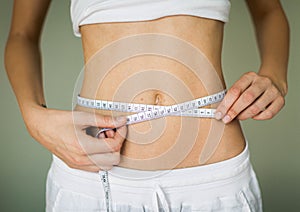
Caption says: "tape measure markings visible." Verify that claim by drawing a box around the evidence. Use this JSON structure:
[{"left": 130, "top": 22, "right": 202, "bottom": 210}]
[
  {"left": 77, "top": 90, "right": 225, "bottom": 126},
  {"left": 100, "top": 171, "right": 112, "bottom": 212}
]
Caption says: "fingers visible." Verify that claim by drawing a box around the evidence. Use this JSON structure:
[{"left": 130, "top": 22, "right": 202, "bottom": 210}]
[
  {"left": 215, "top": 72, "right": 285, "bottom": 123},
  {"left": 42, "top": 110, "right": 127, "bottom": 172},
  {"left": 98, "top": 126, "right": 126, "bottom": 139},
  {"left": 76, "top": 124, "right": 127, "bottom": 154},
  {"left": 98, "top": 125, "right": 127, "bottom": 152},
  {"left": 252, "top": 96, "right": 285, "bottom": 120},
  {"left": 66, "top": 113, "right": 128, "bottom": 172},
  {"left": 104, "top": 129, "right": 115, "bottom": 138},
  {"left": 57, "top": 143, "right": 122, "bottom": 171},
  {"left": 237, "top": 87, "right": 280, "bottom": 120},
  {"left": 215, "top": 72, "right": 254, "bottom": 121},
  {"left": 114, "top": 125, "right": 128, "bottom": 143},
  {"left": 221, "top": 81, "right": 265, "bottom": 123}
]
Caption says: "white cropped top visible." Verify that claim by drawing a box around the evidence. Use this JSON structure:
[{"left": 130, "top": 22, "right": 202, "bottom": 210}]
[{"left": 70, "top": 0, "right": 231, "bottom": 37}]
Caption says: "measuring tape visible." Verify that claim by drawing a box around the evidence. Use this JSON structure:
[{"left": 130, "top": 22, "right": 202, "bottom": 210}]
[
  {"left": 99, "top": 171, "right": 112, "bottom": 212},
  {"left": 77, "top": 90, "right": 225, "bottom": 212},
  {"left": 77, "top": 90, "right": 225, "bottom": 125}
]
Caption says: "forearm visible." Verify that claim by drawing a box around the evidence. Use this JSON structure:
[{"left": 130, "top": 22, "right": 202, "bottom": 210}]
[
  {"left": 248, "top": 2, "right": 289, "bottom": 95},
  {"left": 5, "top": 35, "right": 47, "bottom": 122}
]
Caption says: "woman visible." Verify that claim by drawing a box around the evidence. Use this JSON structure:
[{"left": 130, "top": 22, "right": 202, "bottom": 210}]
[{"left": 5, "top": 0, "right": 289, "bottom": 211}]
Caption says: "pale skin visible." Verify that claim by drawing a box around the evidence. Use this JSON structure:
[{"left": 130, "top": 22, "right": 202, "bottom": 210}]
[{"left": 5, "top": 0, "right": 289, "bottom": 172}]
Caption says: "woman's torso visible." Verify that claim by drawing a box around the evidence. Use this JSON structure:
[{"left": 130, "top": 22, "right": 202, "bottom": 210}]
[{"left": 75, "top": 14, "right": 246, "bottom": 170}]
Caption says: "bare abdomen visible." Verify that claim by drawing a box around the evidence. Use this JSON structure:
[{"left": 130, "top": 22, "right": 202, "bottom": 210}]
[{"left": 75, "top": 15, "right": 246, "bottom": 170}]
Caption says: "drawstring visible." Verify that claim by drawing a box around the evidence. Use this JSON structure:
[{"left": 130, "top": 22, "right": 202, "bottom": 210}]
[{"left": 152, "top": 184, "right": 170, "bottom": 212}]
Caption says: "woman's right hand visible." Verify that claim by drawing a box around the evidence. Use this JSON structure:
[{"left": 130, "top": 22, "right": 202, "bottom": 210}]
[{"left": 24, "top": 105, "right": 127, "bottom": 172}]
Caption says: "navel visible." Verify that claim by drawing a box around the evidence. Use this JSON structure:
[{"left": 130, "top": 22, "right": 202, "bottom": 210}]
[{"left": 154, "top": 93, "right": 162, "bottom": 105}]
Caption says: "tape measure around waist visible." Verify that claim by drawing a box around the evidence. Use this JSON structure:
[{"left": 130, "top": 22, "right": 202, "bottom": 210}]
[
  {"left": 77, "top": 90, "right": 226, "bottom": 126},
  {"left": 79, "top": 90, "right": 225, "bottom": 212}
]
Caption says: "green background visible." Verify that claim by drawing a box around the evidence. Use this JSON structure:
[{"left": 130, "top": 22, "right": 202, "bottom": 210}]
[{"left": 0, "top": 1, "right": 299, "bottom": 211}]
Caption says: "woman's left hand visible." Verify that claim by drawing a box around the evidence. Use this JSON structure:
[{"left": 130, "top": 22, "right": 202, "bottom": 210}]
[{"left": 215, "top": 71, "right": 286, "bottom": 124}]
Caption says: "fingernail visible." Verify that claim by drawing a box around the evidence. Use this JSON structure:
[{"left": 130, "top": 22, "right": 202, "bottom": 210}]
[
  {"left": 222, "top": 115, "right": 231, "bottom": 124},
  {"left": 215, "top": 112, "right": 223, "bottom": 120}
]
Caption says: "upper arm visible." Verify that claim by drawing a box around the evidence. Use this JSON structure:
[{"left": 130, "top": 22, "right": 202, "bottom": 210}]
[
  {"left": 245, "top": 0, "right": 285, "bottom": 21},
  {"left": 8, "top": 0, "right": 52, "bottom": 42}
]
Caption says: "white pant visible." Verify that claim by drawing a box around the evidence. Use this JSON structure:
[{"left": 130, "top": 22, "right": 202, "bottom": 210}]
[{"left": 46, "top": 142, "right": 262, "bottom": 212}]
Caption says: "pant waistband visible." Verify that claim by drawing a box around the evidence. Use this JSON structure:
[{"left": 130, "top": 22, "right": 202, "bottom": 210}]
[{"left": 52, "top": 140, "right": 249, "bottom": 186}]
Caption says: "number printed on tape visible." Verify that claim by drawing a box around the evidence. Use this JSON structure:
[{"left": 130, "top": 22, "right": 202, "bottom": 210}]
[{"left": 77, "top": 90, "right": 225, "bottom": 126}]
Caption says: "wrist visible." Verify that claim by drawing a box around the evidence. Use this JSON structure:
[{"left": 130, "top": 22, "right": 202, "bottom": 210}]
[
  {"left": 258, "top": 67, "right": 288, "bottom": 96},
  {"left": 21, "top": 102, "right": 49, "bottom": 133}
]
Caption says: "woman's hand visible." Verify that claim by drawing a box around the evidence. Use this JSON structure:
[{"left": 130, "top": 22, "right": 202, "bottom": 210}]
[
  {"left": 25, "top": 106, "right": 127, "bottom": 172},
  {"left": 215, "top": 71, "right": 286, "bottom": 124}
]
